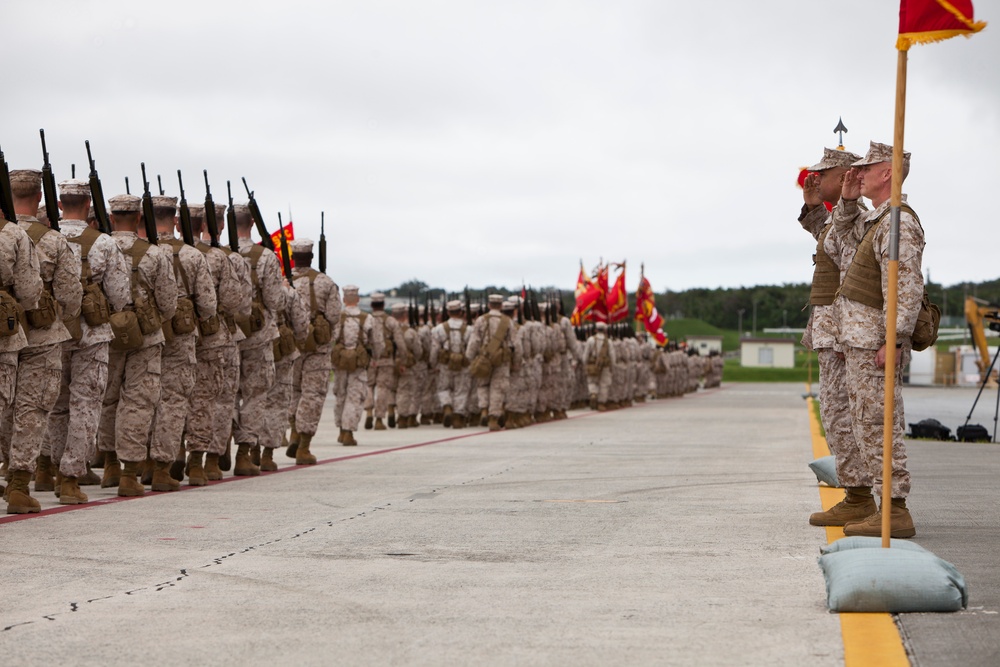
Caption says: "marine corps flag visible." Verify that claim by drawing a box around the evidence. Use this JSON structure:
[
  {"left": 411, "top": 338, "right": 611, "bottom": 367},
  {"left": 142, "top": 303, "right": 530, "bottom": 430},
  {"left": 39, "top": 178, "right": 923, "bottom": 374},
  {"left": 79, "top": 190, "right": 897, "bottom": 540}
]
[
  {"left": 270, "top": 221, "right": 295, "bottom": 275},
  {"left": 898, "top": 0, "right": 986, "bottom": 50},
  {"left": 571, "top": 261, "right": 600, "bottom": 325},
  {"left": 606, "top": 262, "right": 628, "bottom": 323},
  {"left": 591, "top": 263, "right": 610, "bottom": 323},
  {"left": 635, "top": 270, "right": 666, "bottom": 346}
]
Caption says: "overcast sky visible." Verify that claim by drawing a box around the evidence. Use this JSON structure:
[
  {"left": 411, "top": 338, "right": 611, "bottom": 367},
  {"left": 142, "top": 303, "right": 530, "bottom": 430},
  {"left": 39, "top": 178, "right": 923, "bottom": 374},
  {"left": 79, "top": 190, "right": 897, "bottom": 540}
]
[{"left": 2, "top": 1, "right": 996, "bottom": 295}]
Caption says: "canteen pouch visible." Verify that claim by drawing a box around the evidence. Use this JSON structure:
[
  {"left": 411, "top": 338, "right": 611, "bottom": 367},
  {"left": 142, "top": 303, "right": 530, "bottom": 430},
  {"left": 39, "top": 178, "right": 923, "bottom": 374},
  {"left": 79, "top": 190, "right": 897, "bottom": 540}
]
[
  {"left": 135, "top": 295, "right": 162, "bottom": 336},
  {"left": 299, "top": 325, "right": 318, "bottom": 354},
  {"left": 470, "top": 354, "right": 492, "bottom": 380},
  {"left": 312, "top": 314, "right": 332, "bottom": 346},
  {"left": 81, "top": 282, "right": 111, "bottom": 326},
  {"left": 25, "top": 288, "right": 58, "bottom": 329},
  {"left": 278, "top": 323, "right": 297, "bottom": 358},
  {"left": 198, "top": 313, "right": 221, "bottom": 338},
  {"left": 110, "top": 310, "right": 143, "bottom": 351},
  {"left": 331, "top": 343, "right": 357, "bottom": 373},
  {"left": 0, "top": 290, "right": 22, "bottom": 337},
  {"left": 448, "top": 351, "right": 467, "bottom": 372},
  {"left": 172, "top": 297, "right": 197, "bottom": 336}
]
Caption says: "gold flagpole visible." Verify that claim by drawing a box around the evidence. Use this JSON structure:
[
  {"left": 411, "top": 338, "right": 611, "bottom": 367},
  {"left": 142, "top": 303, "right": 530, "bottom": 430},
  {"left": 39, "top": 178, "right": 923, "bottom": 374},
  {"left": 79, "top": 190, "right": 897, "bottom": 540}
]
[{"left": 881, "top": 47, "right": 908, "bottom": 548}]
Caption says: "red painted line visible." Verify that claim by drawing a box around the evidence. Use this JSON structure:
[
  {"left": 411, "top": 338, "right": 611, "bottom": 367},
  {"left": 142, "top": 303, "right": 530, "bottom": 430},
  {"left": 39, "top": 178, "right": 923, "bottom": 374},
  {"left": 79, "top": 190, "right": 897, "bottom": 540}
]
[{"left": 0, "top": 396, "right": 716, "bottom": 526}]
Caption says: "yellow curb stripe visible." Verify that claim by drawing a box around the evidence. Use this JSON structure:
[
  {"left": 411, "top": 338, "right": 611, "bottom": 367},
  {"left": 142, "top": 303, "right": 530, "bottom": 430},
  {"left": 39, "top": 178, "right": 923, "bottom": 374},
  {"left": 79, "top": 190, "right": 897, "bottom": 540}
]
[{"left": 806, "top": 392, "right": 910, "bottom": 667}]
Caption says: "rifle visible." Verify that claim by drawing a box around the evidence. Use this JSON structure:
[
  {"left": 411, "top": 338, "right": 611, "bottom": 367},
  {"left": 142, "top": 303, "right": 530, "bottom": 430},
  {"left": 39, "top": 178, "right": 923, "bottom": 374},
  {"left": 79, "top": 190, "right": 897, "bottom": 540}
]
[
  {"left": 139, "top": 163, "right": 158, "bottom": 245},
  {"left": 38, "top": 131, "right": 61, "bottom": 232},
  {"left": 85, "top": 140, "right": 112, "bottom": 234},
  {"left": 226, "top": 181, "right": 239, "bottom": 252},
  {"left": 0, "top": 144, "right": 14, "bottom": 222},
  {"left": 464, "top": 288, "right": 472, "bottom": 326},
  {"left": 125, "top": 176, "right": 130, "bottom": 195},
  {"left": 318, "top": 211, "right": 327, "bottom": 274},
  {"left": 276, "top": 212, "right": 292, "bottom": 278},
  {"left": 157, "top": 175, "right": 164, "bottom": 196},
  {"left": 241, "top": 177, "right": 275, "bottom": 251},
  {"left": 203, "top": 170, "right": 220, "bottom": 248},
  {"left": 176, "top": 170, "right": 195, "bottom": 246},
  {"left": 71, "top": 164, "right": 75, "bottom": 178},
  {"left": 423, "top": 294, "right": 429, "bottom": 326}
]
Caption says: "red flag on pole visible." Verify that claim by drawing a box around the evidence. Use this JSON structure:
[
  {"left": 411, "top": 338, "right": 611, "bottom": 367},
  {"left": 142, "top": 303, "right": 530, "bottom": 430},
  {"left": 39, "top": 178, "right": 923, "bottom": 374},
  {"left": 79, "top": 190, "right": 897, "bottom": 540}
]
[
  {"left": 571, "top": 261, "right": 600, "bottom": 325},
  {"left": 606, "top": 263, "right": 628, "bottom": 323},
  {"left": 635, "top": 274, "right": 667, "bottom": 345},
  {"left": 898, "top": 0, "right": 986, "bottom": 50},
  {"left": 591, "top": 264, "right": 610, "bottom": 323},
  {"left": 269, "top": 221, "right": 295, "bottom": 275}
]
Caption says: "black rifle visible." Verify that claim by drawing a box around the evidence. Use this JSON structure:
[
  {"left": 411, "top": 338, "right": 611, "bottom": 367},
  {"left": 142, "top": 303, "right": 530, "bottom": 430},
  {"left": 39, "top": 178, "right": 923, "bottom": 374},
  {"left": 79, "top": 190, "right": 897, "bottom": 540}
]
[
  {"left": 319, "top": 211, "right": 327, "bottom": 274},
  {"left": 176, "top": 170, "right": 195, "bottom": 246},
  {"left": 276, "top": 212, "right": 292, "bottom": 278},
  {"left": 71, "top": 164, "right": 75, "bottom": 178},
  {"left": 39, "top": 130, "right": 60, "bottom": 231},
  {"left": 85, "top": 141, "right": 112, "bottom": 234},
  {"left": 139, "top": 163, "right": 158, "bottom": 245},
  {"left": 241, "top": 177, "right": 275, "bottom": 251},
  {"left": 203, "top": 171, "right": 220, "bottom": 248},
  {"left": 226, "top": 181, "right": 239, "bottom": 252},
  {"left": 464, "top": 288, "right": 472, "bottom": 326},
  {"left": 157, "top": 175, "right": 164, "bottom": 196},
  {"left": 0, "top": 145, "right": 14, "bottom": 222},
  {"left": 125, "top": 176, "right": 130, "bottom": 195}
]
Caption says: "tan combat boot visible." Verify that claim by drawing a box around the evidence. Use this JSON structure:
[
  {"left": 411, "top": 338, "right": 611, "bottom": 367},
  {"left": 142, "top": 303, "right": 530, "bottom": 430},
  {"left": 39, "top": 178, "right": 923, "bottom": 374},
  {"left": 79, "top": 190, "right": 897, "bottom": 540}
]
[
  {"left": 7, "top": 470, "right": 41, "bottom": 514},
  {"left": 151, "top": 461, "right": 181, "bottom": 492},
  {"left": 140, "top": 456, "right": 154, "bottom": 486},
  {"left": 479, "top": 409, "right": 488, "bottom": 427},
  {"left": 58, "top": 476, "right": 89, "bottom": 505},
  {"left": 398, "top": 414, "right": 410, "bottom": 430},
  {"left": 844, "top": 498, "right": 916, "bottom": 539},
  {"left": 505, "top": 412, "right": 520, "bottom": 430},
  {"left": 186, "top": 452, "right": 207, "bottom": 487},
  {"left": 589, "top": 394, "right": 598, "bottom": 411},
  {"left": 419, "top": 414, "right": 432, "bottom": 426},
  {"left": 388, "top": 408, "right": 397, "bottom": 428},
  {"left": 337, "top": 429, "right": 347, "bottom": 444},
  {"left": 101, "top": 451, "right": 122, "bottom": 488},
  {"left": 809, "top": 488, "right": 877, "bottom": 527},
  {"left": 34, "top": 454, "right": 55, "bottom": 493},
  {"left": 597, "top": 403, "right": 607, "bottom": 412},
  {"left": 250, "top": 445, "right": 261, "bottom": 466},
  {"left": 260, "top": 447, "right": 278, "bottom": 472},
  {"left": 79, "top": 463, "right": 101, "bottom": 486},
  {"left": 364, "top": 410, "right": 374, "bottom": 430},
  {"left": 117, "top": 461, "right": 145, "bottom": 497},
  {"left": 234, "top": 445, "right": 260, "bottom": 476},
  {"left": 488, "top": 416, "right": 501, "bottom": 432},
  {"left": 554, "top": 410, "right": 568, "bottom": 420},
  {"left": 296, "top": 433, "right": 317, "bottom": 465},
  {"left": 452, "top": 414, "right": 466, "bottom": 429},
  {"left": 409, "top": 415, "right": 419, "bottom": 428},
  {"left": 374, "top": 418, "right": 387, "bottom": 431},
  {"left": 54, "top": 472, "right": 64, "bottom": 498},
  {"left": 286, "top": 417, "right": 300, "bottom": 459},
  {"left": 342, "top": 431, "right": 358, "bottom": 447},
  {"left": 443, "top": 405, "right": 454, "bottom": 428},
  {"left": 204, "top": 453, "right": 223, "bottom": 481}
]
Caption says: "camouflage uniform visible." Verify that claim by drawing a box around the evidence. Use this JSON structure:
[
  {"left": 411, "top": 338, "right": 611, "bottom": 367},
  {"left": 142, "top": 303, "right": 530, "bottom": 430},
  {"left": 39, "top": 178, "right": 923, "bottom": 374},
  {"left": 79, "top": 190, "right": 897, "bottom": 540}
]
[
  {"left": 392, "top": 307, "right": 423, "bottom": 424},
  {"left": 834, "top": 194, "right": 924, "bottom": 499},
  {"left": 1, "top": 214, "right": 81, "bottom": 473},
  {"left": 333, "top": 299, "right": 381, "bottom": 432},
  {"left": 184, "top": 236, "right": 241, "bottom": 456},
  {"left": 98, "top": 230, "right": 176, "bottom": 464},
  {"left": 152, "top": 233, "right": 216, "bottom": 464},
  {"left": 46, "top": 218, "right": 130, "bottom": 478},
  {"left": 365, "top": 304, "right": 407, "bottom": 423},
  {"left": 430, "top": 313, "right": 473, "bottom": 420},
  {"left": 211, "top": 240, "right": 253, "bottom": 458},
  {"left": 266, "top": 282, "right": 309, "bottom": 449},
  {"left": 503, "top": 317, "right": 532, "bottom": 421},
  {"left": 0, "top": 218, "right": 43, "bottom": 467},
  {"left": 583, "top": 329, "right": 614, "bottom": 405},
  {"left": 466, "top": 302, "right": 514, "bottom": 420},
  {"left": 290, "top": 264, "right": 341, "bottom": 436},
  {"left": 235, "top": 238, "right": 284, "bottom": 449}
]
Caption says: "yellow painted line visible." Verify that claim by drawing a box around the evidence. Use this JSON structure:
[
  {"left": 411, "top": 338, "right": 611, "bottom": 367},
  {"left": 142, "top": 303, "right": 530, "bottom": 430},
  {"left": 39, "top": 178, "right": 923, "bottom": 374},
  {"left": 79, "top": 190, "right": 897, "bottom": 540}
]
[{"left": 806, "top": 394, "right": 910, "bottom": 667}]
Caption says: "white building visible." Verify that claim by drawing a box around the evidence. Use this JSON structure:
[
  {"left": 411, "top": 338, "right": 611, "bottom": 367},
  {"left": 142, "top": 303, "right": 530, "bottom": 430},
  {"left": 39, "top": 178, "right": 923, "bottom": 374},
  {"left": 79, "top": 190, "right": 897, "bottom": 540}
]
[{"left": 739, "top": 338, "right": 795, "bottom": 368}]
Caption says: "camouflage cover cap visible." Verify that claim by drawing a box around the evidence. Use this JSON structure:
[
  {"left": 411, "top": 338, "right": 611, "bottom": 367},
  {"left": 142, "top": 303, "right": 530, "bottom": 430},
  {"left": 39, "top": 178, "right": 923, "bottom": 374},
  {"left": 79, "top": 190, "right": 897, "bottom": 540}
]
[
  {"left": 289, "top": 238, "right": 313, "bottom": 253},
  {"left": 370, "top": 291, "right": 386, "bottom": 301},
  {"left": 488, "top": 294, "right": 504, "bottom": 305},
  {"left": 232, "top": 203, "right": 251, "bottom": 216},
  {"left": 151, "top": 195, "right": 178, "bottom": 209},
  {"left": 807, "top": 148, "right": 862, "bottom": 172},
  {"left": 187, "top": 202, "right": 205, "bottom": 216},
  {"left": 446, "top": 299, "right": 463, "bottom": 311},
  {"left": 852, "top": 140, "right": 911, "bottom": 167},
  {"left": 596, "top": 321, "right": 608, "bottom": 330},
  {"left": 342, "top": 284, "right": 359, "bottom": 297},
  {"left": 506, "top": 295, "right": 521, "bottom": 306},
  {"left": 214, "top": 204, "right": 226, "bottom": 219},
  {"left": 9, "top": 169, "right": 42, "bottom": 186},
  {"left": 58, "top": 179, "right": 91, "bottom": 197},
  {"left": 108, "top": 194, "right": 141, "bottom": 213},
  {"left": 501, "top": 301, "right": 515, "bottom": 310},
  {"left": 390, "top": 303, "right": 406, "bottom": 314}
]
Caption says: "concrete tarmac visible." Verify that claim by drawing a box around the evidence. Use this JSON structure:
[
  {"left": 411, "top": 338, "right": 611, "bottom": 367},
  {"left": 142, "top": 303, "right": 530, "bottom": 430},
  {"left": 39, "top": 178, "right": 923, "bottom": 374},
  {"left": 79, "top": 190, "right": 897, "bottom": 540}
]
[{"left": 1, "top": 382, "right": 995, "bottom": 665}]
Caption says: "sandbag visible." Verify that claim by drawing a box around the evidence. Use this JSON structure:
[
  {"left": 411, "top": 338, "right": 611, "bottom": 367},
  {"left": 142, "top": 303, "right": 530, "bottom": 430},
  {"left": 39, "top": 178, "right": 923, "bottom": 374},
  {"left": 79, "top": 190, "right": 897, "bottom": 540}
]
[
  {"left": 821, "top": 536, "right": 928, "bottom": 555},
  {"left": 819, "top": 546, "right": 967, "bottom": 613},
  {"left": 808, "top": 455, "right": 841, "bottom": 488}
]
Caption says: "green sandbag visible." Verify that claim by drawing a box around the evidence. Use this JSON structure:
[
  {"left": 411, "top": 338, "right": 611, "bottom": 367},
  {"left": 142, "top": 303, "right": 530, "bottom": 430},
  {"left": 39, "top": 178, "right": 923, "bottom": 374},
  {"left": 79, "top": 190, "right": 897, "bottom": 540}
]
[
  {"left": 819, "top": 547, "right": 968, "bottom": 612},
  {"left": 821, "top": 536, "right": 928, "bottom": 555},
  {"left": 808, "top": 455, "right": 841, "bottom": 487}
]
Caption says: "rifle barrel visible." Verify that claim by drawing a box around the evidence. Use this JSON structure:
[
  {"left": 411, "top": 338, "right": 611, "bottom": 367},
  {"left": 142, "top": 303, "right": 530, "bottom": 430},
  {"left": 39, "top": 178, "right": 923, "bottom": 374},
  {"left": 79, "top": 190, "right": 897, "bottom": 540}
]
[
  {"left": 85, "top": 140, "right": 112, "bottom": 234},
  {"left": 140, "top": 163, "right": 158, "bottom": 245},
  {"left": 39, "top": 130, "right": 61, "bottom": 231}
]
